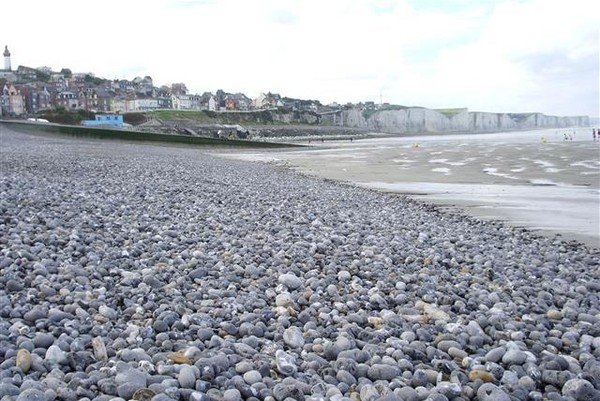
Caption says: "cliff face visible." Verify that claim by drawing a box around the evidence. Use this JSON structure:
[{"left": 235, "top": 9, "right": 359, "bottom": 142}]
[{"left": 336, "top": 108, "right": 589, "bottom": 133}]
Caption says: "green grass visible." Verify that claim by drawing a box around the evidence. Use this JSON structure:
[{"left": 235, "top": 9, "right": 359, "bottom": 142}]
[
  {"left": 148, "top": 110, "right": 281, "bottom": 125},
  {"left": 149, "top": 110, "right": 217, "bottom": 123},
  {"left": 507, "top": 113, "right": 534, "bottom": 123},
  {"left": 435, "top": 108, "right": 468, "bottom": 118}
]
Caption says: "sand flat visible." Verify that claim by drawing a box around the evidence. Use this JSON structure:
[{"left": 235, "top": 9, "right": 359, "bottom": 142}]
[{"left": 218, "top": 128, "right": 600, "bottom": 247}]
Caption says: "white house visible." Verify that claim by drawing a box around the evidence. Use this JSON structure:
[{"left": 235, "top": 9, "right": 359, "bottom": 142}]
[{"left": 208, "top": 96, "right": 216, "bottom": 111}]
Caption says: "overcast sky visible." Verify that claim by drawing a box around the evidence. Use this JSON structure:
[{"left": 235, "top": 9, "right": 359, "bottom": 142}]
[{"left": 2, "top": 0, "right": 598, "bottom": 117}]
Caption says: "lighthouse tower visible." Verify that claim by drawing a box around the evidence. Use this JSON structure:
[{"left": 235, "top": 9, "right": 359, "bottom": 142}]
[{"left": 3, "top": 46, "right": 11, "bottom": 71}]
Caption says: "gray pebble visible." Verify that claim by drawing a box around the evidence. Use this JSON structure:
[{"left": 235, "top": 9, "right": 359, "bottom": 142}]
[
  {"left": 502, "top": 349, "right": 528, "bottom": 365},
  {"left": 477, "top": 383, "right": 511, "bottom": 401},
  {"left": 279, "top": 273, "right": 303, "bottom": 290},
  {"left": 223, "top": 388, "right": 242, "bottom": 401},
  {"left": 116, "top": 368, "right": 147, "bottom": 399},
  {"left": 283, "top": 326, "right": 305, "bottom": 349},
  {"left": 243, "top": 370, "right": 263, "bottom": 385},
  {"left": 562, "top": 378, "right": 599, "bottom": 400},
  {"left": 15, "top": 388, "right": 45, "bottom": 401},
  {"left": 178, "top": 365, "right": 198, "bottom": 389}
]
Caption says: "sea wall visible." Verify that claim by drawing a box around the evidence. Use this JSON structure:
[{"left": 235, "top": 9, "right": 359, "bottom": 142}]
[{"left": 336, "top": 108, "right": 589, "bottom": 133}]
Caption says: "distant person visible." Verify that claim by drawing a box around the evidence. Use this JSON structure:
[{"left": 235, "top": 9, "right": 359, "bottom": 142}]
[
  {"left": 564, "top": 133, "right": 568, "bottom": 141},
  {"left": 593, "top": 128, "right": 597, "bottom": 141}
]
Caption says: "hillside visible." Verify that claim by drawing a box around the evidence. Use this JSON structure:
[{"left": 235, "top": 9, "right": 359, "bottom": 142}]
[
  {"left": 38, "top": 107, "right": 590, "bottom": 140},
  {"left": 141, "top": 107, "right": 589, "bottom": 138}
]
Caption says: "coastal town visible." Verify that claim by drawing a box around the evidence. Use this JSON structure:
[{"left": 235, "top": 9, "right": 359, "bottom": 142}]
[{"left": 0, "top": 46, "right": 343, "bottom": 120}]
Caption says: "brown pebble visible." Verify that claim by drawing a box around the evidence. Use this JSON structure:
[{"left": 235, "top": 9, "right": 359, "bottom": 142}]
[
  {"left": 168, "top": 352, "right": 191, "bottom": 364},
  {"left": 16, "top": 349, "right": 32, "bottom": 373},
  {"left": 92, "top": 336, "right": 108, "bottom": 362},
  {"left": 367, "top": 316, "right": 384, "bottom": 329},
  {"left": 469, "top": 369, "right": 495, "bottom": 382},
  {"left": 448, "top": 346, "right": 468, "bottom": 360}
]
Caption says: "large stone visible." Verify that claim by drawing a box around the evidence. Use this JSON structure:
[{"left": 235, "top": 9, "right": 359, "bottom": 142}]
[
  {"left": 16, "top": 388, "right": 45, "bottom": 401},
  {"left": 367, "top": 364, "right": 400, "bottom": 381},
  {"left": 562, "top": 378, "right": 599, "bottom": 401},
  {"left": 275, "top": 350, "right": 297, "bottom": 376},
  {"left": 477, "top": 383, "right": 511, "bottom": 401},
  {"left": 278, "top": 273, "right": 303, "bottom": 290},
  {"left": 16, "top": 349, "right": 33, "bottom": 373},
  {"left": 116, "top": 368, "right": 147, "bottom": 399},
  {"left": 178, "top": 365, "right": 197, "bottom": 389},
  {"left": 283, "top": 326, "right": 305, "bottom": 349}
]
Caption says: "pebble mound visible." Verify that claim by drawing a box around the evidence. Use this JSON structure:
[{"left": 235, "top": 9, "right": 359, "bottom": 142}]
[{"left": 1, "top": 128, "right": 599, "bottom": 401}]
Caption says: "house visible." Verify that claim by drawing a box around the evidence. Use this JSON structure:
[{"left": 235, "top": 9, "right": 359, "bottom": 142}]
[
  {"left": 1, "top": 84, "right": 26, "bottom": 115},
  {"left": 157, "top": 86, "right": 171, "bottom": 98},
  {"left": 133, "top": 96, "right": 159, "bottom": 111},
  {"left": 135, "top": 76, "right": 155, "bottom": 97},
  {"left": 199, "top": 92, "right": 216, "bottom": 111},
  {"left": 36, "top": 87, "right": 52, "bottom": 112},
  {"left": 50, "top": 74, "right": 67, "bottom": 90},
  {"left": 111, "top": 96, "right": 128, "bottom": 114},
  {"left": 208, "top": 96, "right": 216, "bottom": 111},
  {"left": 173, "top": 93, "right": 201, "bottom": 110},
  {"left": 233, "top": 93, "right": 252, "bottom": 111},
  {"left": 8, "top": 85, "right": 26, "bottom": 115},
  {"left": 0, "top": 70, "right": 16, "bottom": 81},
  {"left": 71, "top": 73, "right": 88, "bottom": 88},
  {"left": 253, "top": 93, "right": 269, "bottom": 109},
  {"left": 157, "top": 96, "right": 172, "bottom": 109},
  {"left": 94, "top": 88, "right": 114, "bottom": 113},
  {"left": 79, "top": 88, "right": 99, "bottom": 112},
  {"left": 224, "top": 95, "right": 236, "bottom": 110},
  {"left": 125, "top": 97, "right": 137, "bottom": 112},
  {"left": 171, "top": 83, "right": 188, "bottom": 96},
  {"left": 117, "top": 79, "right": 134, "bottom": 92},
  {"left": 55, "top": 90, "right": 79, "bottom": 109},
  {"left": 21, "top": 85, "right": 51, "bottom": 114},
  {"left": 253, "top": 92, "right": 282, "bottom": 109},
  {"left": 81, "top": 114, "right": 124, "bottom": 128},
  {"left": 16, "top": 66, "right": 38, "bottom": 81},
  {"left": 171, "top": 94, "right": 180, "bottom": 110},
  {"left": 215, "top": 89, "right": 229, "bottom": 110},
  {"left": 1, "top": 85, "right": 10, "bottom": 115}
]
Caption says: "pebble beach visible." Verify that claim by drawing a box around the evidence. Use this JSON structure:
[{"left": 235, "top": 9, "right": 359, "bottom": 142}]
[{"left": 1, "top": 127, "right": 599, "bottom": 401}]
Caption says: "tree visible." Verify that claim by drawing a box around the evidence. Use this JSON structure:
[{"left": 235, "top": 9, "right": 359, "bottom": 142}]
[
  {"left": 60, "top": 68, "right": 72, "bottom": 78},
  {"left": 85, "top": 74, "right": 105, "bottom": 86},
  {"left": 35, "top": 70, "right": 50, "bottom": 82}
]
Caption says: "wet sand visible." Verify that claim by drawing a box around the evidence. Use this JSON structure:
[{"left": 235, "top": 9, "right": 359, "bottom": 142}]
[{"left": 217, "top": 128, "right": 600, "bottom": 248}]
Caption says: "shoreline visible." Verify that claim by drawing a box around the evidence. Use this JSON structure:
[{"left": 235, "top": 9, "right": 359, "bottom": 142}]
[{"left": 215, "top": 127, "right": 600, "bottom": 249}]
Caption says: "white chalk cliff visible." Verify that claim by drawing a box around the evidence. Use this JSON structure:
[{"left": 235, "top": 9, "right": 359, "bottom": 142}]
[{"left": 333, "top": 108, "right": 589, "bottom": 133}]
